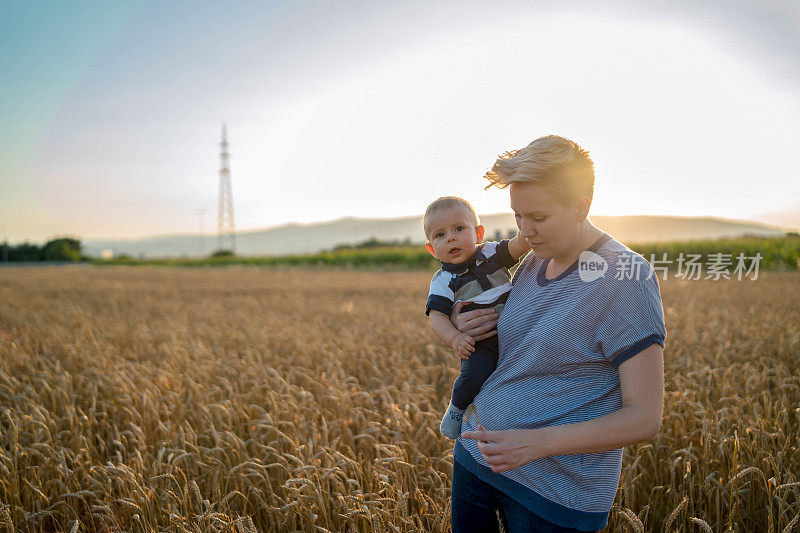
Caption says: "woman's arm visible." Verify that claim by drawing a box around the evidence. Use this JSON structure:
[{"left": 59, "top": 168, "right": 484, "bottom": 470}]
[{"left": 462, "top": 343, "right": 664, "bottom": 473}]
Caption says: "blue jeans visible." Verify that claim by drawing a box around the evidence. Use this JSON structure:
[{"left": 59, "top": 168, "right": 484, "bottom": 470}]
[{"left": 451, "top": 460, "right": 595, "bottom": 533}]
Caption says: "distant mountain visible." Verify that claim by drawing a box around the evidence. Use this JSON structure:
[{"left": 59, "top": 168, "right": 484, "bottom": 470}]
[
  {"left": 83, "top": 214, "right": 789, "bottom": 259},
  {"left": 753, "top": 203, "right": 800, "bottom": 232}
]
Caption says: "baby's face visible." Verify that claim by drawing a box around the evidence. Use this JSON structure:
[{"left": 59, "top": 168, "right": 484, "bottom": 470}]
[{"left": 425, "top": 207, "right": 482, "bottom": 264}]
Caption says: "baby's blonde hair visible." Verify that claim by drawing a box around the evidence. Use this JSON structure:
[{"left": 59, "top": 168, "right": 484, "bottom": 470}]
[
  {"left": 423, "top": 196, "right": 480, "bottom": 240},
  {"left": 483, "top": 135, "right": 595, "bottom": 205}
]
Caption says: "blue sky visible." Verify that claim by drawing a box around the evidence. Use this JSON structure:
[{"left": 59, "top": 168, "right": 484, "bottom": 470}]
[{"left": 2, "top": 0, "right": 800, "bottom": 242}]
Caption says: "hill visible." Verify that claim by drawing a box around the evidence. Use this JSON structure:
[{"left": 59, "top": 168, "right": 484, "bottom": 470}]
[{"left": 83, "top": 214, "right": 788, "bottom": 258}]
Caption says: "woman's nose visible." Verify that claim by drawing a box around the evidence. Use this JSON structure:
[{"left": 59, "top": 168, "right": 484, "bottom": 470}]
[{"left": 519, "top": 220, "right": 536, "bottom": 238}]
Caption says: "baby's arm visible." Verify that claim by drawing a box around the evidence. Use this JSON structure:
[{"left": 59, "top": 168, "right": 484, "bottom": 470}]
[
  {"left": 429, "top": 310, "right": 475, "bottom": 359},
  {"left": 507, "top": 231, "right": 531, "bottom": 261}
]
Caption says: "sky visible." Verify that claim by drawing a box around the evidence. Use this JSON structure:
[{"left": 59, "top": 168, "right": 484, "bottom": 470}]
[{"left": 2, "top": 0, "right": 800, "bottom": 243}]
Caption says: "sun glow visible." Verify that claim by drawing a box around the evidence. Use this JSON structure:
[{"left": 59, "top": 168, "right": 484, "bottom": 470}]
[
  {"left": 228, "top": 14, "right": 799, "bottom": 230},
  {"left": 4, "top": 4, "right": 799, "bottom": 240}
]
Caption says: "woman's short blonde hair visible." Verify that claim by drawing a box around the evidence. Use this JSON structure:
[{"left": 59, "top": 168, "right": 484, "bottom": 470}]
[{"left": 483, "top": 135, "right": 595, "bottom": 205}]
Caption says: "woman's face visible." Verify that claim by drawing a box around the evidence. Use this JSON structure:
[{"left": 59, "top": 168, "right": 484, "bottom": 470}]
[{"left": 509, "top": 181, "right": 586, "bottom": 261}]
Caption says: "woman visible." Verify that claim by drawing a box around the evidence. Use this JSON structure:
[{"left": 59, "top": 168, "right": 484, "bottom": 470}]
[{"left": 449, "top": 135, "right": 666, "bottom": 532}]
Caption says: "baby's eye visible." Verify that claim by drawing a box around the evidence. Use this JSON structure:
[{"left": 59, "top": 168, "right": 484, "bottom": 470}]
[
  {"left": 533, "top": 216, "right": 547, "bottom": 223},
  {"left": 455, "top": 226, "right": 464, "bottom": 231},
  {"left": 435, "top": 233, "right": 444, "bottom": 239}
]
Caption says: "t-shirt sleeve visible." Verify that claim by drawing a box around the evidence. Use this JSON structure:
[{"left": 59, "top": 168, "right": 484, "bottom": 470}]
[
  {"left": 480, "top": 240, "right": 518, "bottom": 269},
  {"left": 596, "top": 257, "right": 667, "bottom": 367},
  {"left": 425, "top": 270, "right": 455, "bottom": 316},
  {"left": 493, "top": 239, "right": 519, "bottom": 269}
]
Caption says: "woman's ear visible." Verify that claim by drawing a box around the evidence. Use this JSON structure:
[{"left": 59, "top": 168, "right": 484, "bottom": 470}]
[
  {"left": 475, "top": 225, "right": 486, "bottom": 242},
  {"left": 574, "top": 196, "right": 591, "bottom": 221}
]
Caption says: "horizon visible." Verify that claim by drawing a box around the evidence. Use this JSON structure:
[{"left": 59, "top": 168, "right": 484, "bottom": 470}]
[
  {"left": 3, "top": 0, "right": 800, "bottom": 242},
  {"left": 7, "top": 211, "right": 794, "bottom": 246}
]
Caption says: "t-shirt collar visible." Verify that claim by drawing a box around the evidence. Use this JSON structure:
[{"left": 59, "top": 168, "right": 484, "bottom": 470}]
[{"left": 536, "top": 232, "right": 611, "bottom": 286}]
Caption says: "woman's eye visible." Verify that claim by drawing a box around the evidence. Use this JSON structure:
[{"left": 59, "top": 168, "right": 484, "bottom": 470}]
[{"left": 533, "top": 217, "right": 547, "bottom": 223}]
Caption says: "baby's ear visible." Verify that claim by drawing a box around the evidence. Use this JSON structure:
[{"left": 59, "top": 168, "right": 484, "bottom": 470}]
[
  {"left": 475, "top": 225, "right": 486, "bottom": 242},
  {"left": 425, "top": 243, "right": 437, "bottom": 257}
]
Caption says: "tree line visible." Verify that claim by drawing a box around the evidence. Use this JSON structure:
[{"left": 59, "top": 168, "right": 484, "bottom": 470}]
[{"left": 1, "top": 237, "right": 84, "bottom": 262}]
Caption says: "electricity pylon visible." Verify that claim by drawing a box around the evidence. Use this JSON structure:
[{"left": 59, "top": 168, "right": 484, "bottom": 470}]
[{"left": 217, "top": 123, "right": 236, "bottom": 253}]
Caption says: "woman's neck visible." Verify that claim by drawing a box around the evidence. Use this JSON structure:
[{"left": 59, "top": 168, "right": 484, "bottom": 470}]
[{"left": 548, "top": 221, "right": 603, "bottom": 274}]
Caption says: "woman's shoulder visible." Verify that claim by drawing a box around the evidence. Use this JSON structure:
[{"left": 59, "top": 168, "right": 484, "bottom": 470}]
[
  {"left": 590, "top": 234, "right": 665, "bottom": 310},
  {"left": 595, "top": 235, "right": 657, "bottom": 279},
  {"left": 595, "top": 233, "right": 633, "bottom": 255}
]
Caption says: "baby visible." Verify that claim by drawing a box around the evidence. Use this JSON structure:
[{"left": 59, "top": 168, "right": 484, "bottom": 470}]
[{"left": 423, "top": 196, "right": 530, "bottom": 439}]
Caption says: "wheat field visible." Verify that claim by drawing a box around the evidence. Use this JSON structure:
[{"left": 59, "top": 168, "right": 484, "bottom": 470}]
[{"left": 0, "top": 266, "right": 798, "bottom": 532}]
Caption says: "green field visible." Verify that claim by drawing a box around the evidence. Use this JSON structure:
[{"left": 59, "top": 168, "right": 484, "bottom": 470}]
[{"left": 90, "top": 235, "right": 800, "bottom": 272}]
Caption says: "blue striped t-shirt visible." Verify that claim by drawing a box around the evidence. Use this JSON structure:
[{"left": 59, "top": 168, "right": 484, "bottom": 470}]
[{"left": 454, "top": 232, "right": 667, "bottom": 531}]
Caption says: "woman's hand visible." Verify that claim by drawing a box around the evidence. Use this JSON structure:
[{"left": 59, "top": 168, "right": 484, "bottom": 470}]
[
  {"left": 450, "top": 301, "right": 498, "bottom": 341},
  {"left": 461, "top": 426, "right": 548, "bottom": 473}
]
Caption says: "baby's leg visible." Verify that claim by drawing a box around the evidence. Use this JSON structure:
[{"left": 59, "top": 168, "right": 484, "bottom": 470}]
[
  {"left": 440, "top": 339, "right": 499, "bottom": 439},
  {"left": 451, "top": 339, "right": 499, "bottom": 409}
]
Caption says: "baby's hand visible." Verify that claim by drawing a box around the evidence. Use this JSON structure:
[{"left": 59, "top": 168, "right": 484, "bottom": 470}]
[{"left": 451, "top": 333, "right": 475, "bottom": 360}]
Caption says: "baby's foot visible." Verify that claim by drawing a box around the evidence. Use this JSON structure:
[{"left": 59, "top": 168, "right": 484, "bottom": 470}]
[{"left": 440, "top": 403, "right": 465, "bottom": 440}]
